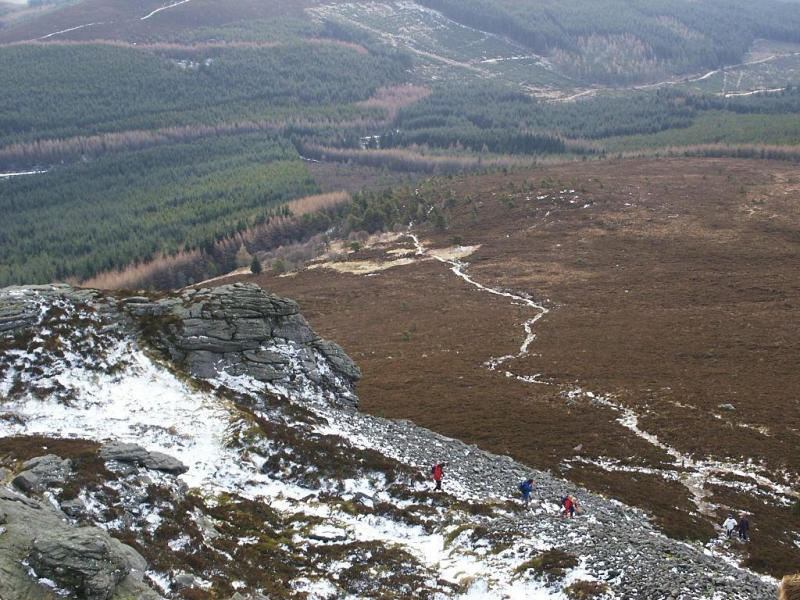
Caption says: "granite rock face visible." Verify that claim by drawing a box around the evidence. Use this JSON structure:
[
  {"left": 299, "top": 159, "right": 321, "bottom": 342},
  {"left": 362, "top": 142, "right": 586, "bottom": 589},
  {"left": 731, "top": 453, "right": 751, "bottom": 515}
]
[
  {"left": 29, "top": 529, "right": 133, "bottom": 600},
  {"left": 0, "top": 282, "right": 361, "bottom": 409},
  {"left": 123, "top": 282, "right": 361, "bottom": 408},
  {"left": 0, "top": 487, "right": 160, "bottom": 600}
]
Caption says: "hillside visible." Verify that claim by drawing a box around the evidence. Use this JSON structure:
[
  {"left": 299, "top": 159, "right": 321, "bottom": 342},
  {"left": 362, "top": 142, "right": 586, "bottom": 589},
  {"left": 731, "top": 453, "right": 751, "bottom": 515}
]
[
  {"left": 231, "top": 157, "right": 800, "bottom": 579},
  {"left": 0, "top": 283, "right": 780, "bottom": 599},
  {"left": 417, "top": 0, "right": 800, "bottom": 84},
  {"left": 2, "top": 0, "right": 800, "bottom": 286}
]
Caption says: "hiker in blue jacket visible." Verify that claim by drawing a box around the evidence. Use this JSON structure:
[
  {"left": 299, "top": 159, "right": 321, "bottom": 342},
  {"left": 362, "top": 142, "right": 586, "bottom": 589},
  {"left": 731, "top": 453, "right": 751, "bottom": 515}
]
[{"left": 518, "top": 478, "right": 534, "bottom": 507}]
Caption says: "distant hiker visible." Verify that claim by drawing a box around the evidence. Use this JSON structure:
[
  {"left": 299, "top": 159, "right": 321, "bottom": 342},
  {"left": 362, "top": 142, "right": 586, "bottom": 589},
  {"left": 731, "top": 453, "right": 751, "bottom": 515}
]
[
  {"left": 518, "top": 478, "right": 534, "bottom": 507},
  {"left": 431, "top": 462, "right": 445, "bottom": 491},
  {"left": 562, "top": 494, "right": 577, "bottom": 518},
  {"left": 722, "top": 514, "right": 737, "bottom": 538},
  {"left": 738, "top": 514, "right": 750, "bottom": 541}
]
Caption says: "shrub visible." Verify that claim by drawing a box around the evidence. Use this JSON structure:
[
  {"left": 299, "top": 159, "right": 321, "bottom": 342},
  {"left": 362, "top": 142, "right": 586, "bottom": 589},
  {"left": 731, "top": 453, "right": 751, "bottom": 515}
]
[
  {"left": 515, "top": 548, "right": 579, "bottom": 581},
  {"left": 564, "top": 580, "right": 610, "bottom": 599}
]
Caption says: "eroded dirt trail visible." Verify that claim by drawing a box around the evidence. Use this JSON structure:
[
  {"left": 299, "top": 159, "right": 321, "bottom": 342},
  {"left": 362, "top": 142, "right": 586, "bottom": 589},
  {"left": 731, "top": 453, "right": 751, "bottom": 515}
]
[
  {"left": 406, "top": 230, "right": 797, "bottom": 518},
  {"left": 408, "top": 233, "right": 549, "bottom": 382}
]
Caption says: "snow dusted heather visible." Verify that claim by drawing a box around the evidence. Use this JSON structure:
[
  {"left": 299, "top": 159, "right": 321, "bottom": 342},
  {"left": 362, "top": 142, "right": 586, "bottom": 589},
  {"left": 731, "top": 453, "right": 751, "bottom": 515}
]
[
  {"left": 0, "top": 284, "right": 779, "bottom": 599},
  {"left": 0, "top": 286, "right": 583, "bottom": 598}
]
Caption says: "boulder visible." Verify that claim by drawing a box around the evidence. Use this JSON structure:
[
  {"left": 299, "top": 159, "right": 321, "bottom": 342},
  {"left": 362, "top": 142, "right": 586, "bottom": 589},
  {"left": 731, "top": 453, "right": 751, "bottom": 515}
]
[
  {"left": 12, "top": 455, "right": 72, "bottom": 494},
  {"left": 100, "top": 443, "right": 188, "bottom": 475},
  {"left": 60, "top": 497, "right": 87, "bottom": 519},
  {"left": 0, "top": 487, "right": 160, "bottom": 600},
  {"left": 28, "top": 529, "right": 131, "bottom": 600},
  {"left": 142, "top": 452, "right": 189, "bottom": 475},
  {"left": 99, "top": 443, "right": 150, "bottom": 465},
  {"left": 173, "top": 572, "right": 197, "bottom": 590}
]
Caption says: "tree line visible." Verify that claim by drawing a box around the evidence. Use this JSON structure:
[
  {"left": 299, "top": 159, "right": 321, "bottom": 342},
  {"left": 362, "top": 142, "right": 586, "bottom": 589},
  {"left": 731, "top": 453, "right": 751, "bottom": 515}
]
[
  {"left": 0, "top": 134, "right": 317, "bottom": 286},
  {"left": 0, "top": 41, "right": 409, "bottom": 146}
]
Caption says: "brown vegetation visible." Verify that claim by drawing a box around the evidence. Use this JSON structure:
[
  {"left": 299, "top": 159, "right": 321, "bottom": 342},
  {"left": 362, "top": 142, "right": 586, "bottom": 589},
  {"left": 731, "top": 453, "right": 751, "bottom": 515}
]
[
  {"left": 564, "top": 580, "right": 610, "bottom": 599},
  {"left": 241, "top": 157, "right": 800, "bottom": 577},
  {"left": 297, "top": 142, "right": 542, "bottom": 174},
  {"left": 515, "top": 548, "right": 579, "bottom": 581},
  {"left": 0, "top": 120, "right": 278, "bottom": 170},
  {"left": 627, "top": 143, "right": 800, "bottom": 164},
  {"left": 780, "top": 574, "right": 800, "bottom": 600},
  {"left": 357, "top": 84, "right": 432, "bottom": 122}
]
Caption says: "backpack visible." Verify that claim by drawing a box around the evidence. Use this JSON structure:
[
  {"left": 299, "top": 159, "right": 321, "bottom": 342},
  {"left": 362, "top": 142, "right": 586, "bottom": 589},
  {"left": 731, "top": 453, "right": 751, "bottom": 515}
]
[
  {"left": 561, "top": 495, "right": 569, "bottom": 506},
  {"left": 431, "top": 465, "right": 436, "bottom": 474},
  {"left": 518, "top": 481, "right": 526, "bottom": 492}
]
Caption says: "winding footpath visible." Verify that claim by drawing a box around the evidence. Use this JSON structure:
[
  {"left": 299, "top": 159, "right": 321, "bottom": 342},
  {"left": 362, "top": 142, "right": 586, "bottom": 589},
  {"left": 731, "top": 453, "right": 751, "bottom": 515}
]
[
  {"left": 406, "top": 231, "right": 797, "bottom": 526},
  {"left": 408, "top": 233, "right": 549, "bottom": 383}
]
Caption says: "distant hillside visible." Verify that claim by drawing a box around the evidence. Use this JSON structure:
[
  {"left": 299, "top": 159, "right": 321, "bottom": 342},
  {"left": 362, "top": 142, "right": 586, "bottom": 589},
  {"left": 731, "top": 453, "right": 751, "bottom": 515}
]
[
  {"left": 1, "top": 0, "right": 800, "bottom": 287},
  {"left": 418, "top": 0, "right": 800, "bottom": 84}
]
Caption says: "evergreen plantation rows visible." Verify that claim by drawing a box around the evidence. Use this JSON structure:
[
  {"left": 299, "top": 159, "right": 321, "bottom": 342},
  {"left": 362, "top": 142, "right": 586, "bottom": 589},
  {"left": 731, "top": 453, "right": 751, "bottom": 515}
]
[
  {"left": 0, "top": 136, "right": 317, "bottom": 285},
  {"left": 1, "top": 4, "right": 800, "bottom": 287},
  {"left": 417, "top": 0, "right": 800, "bottom": 84},
  {"left": 0, "top": 42, "right": 408, "bottom": 146}
]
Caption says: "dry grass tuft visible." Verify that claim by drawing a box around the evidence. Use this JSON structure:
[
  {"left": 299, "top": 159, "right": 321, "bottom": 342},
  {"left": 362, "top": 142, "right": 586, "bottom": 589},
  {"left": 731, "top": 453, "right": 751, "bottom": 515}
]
[
  {"left": 515, "top": 548, "right": 579, "bottom": 581},
  {"left": 564, "top": 580, "right": 610, "bottom": 599},
  {"left": 780, "top": 574, "right": 800, "bottom": 600}
]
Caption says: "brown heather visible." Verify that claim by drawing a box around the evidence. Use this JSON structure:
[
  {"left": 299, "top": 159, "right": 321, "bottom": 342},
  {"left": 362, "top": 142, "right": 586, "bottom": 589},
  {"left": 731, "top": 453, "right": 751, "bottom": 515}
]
[{"left": 252, "top": 157, "right": 800, "bottom": 578}]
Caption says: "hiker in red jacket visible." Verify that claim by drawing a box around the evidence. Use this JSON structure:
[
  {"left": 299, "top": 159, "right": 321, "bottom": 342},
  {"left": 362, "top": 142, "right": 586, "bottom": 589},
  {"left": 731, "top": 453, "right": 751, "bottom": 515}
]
[
  {"left": 432, "top": 462, "right": 445, "bottom": 491},
  {"left": 562, "top": 494, "right": 577, "bottom": 518}
]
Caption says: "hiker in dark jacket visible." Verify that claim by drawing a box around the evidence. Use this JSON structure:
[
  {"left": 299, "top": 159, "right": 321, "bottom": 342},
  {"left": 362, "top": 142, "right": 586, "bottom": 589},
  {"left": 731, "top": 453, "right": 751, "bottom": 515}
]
[
  {"left": 519, "top": 478, "right": 534, "bottom": 507},
  {"left": 738, "top": 514, "right": 750, "bottom": 541},
  {"left": 432, "top": 462, "right": 445, "bottom": 491}
]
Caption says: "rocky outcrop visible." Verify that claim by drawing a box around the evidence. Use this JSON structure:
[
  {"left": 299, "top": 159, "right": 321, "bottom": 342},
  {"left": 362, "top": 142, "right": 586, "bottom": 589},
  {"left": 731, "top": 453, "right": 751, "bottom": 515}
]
[
  {"left": 12, "top": 454, "right": 72, "bottom": 493},
  {"left": 0, "top": 282, "right": 361, "bottom": 409},
  {"left": 29, "top": 529, "right": 135, "bottom": 600},
  {"left": 0, "top": 487, "right": 160, "bottom": 600},
  {"left": 0, "top": 285, "right": 106, "bottom": 333},
  {"left": 99, "top": 442, "right": 188, "bottom": 475},
  {"left": 122, "top": 282, "right": 361, "bottom": 407}
]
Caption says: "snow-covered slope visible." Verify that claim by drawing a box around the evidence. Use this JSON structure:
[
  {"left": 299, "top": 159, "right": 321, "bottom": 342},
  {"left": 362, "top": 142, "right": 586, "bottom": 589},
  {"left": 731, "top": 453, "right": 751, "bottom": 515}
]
[{"left": 0, "top": 284, "right": 778, "bottom": 599}]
